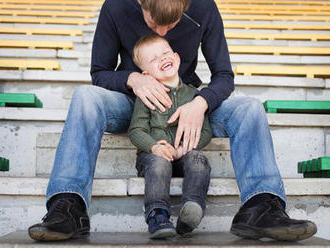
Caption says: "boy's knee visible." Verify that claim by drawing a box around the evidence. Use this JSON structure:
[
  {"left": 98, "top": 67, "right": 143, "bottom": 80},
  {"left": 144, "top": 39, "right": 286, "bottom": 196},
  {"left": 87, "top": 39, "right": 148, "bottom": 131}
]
[
  {"left": 185, "top": 151, "right": 210, "bottom": 173},
  {"left": 145, "top": 155, "right": 172, "bottom": 177}
]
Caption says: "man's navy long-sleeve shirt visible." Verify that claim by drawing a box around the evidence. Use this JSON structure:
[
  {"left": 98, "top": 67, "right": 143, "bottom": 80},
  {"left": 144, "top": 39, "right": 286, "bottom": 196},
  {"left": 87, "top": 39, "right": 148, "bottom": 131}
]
[{"left": 90, "top": 0, "right": 234, "bottom": 113}]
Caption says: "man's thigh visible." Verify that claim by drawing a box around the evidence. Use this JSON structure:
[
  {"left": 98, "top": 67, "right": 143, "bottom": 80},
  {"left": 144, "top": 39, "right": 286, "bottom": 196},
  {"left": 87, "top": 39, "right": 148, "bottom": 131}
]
[
  {"left": 86, "top": 85, "right": 135, "bottom": 134},
  {"left": 209, "top": 96, "right": 259, "bottom": 138}
]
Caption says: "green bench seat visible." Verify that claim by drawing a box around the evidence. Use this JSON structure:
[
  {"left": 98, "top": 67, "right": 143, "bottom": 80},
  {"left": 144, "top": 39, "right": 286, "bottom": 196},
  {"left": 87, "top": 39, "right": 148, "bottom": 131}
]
[
  {"left": 263, "top": 100, "right": 330, "bottom": 114},
  {"left": 0, "top": 157, "right": 9, "bottom": 171},
  {"left": 298, "top": 157, "right": 330, "bottom": 178},
  {"left": 0, "top": 93, "right": 42, "bottom": 108}
]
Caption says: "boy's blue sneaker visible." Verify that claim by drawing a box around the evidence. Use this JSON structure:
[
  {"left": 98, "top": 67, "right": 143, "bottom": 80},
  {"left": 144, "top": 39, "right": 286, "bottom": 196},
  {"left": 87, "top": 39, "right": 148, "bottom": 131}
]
[{"left": 147, "top": 209, "right": 176, "bottom": 239}]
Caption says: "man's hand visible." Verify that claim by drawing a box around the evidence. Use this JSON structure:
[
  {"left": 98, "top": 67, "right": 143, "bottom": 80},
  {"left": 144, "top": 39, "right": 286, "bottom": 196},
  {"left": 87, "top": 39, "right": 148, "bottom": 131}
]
[
  {"left": 167, "top": 96, "right": 208, "bottom": 155},
  {"left": 151, "top": 140, "right": 177, "bottom": 162},
  {"left": 127, "top": 72, "right": 172, "bottom": 112}
]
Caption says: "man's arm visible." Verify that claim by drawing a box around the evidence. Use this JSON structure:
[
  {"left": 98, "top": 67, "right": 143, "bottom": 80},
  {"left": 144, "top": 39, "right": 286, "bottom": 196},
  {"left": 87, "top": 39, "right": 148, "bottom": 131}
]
[
  {"left": 197, "top": 0, "right": 235, "bottom": 114},
  {"left": 168, "top": 95, "right": 208, "bottom": 153},
  {"left": 90, "top": 2, "right": 172, "bottom": 110},
  {"left": 90, "top": 1, "right": 134, "bottom": 95}
]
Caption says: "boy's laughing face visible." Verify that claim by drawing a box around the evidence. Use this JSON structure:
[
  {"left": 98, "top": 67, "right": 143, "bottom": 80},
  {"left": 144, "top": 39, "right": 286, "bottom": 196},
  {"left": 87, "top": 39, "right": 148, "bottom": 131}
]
[{"left": 138, "top": 39, "right": 180, "bottom": 82}]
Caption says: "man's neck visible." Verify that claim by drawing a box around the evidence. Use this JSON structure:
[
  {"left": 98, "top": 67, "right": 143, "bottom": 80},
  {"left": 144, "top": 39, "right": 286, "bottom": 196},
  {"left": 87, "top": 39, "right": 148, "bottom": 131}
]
[{"left": 160, "top": 74, "right": 180, "bottom": 88}]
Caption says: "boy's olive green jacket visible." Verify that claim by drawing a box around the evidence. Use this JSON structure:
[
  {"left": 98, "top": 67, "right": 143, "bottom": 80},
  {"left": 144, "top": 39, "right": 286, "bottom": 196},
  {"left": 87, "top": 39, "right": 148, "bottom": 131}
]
[{"left": 128, "top": 79, "right": 213, "bottom": 153}]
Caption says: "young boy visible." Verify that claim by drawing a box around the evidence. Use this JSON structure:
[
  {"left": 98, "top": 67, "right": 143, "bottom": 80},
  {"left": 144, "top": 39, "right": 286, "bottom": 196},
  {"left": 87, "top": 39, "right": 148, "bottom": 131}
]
[{"left": 128, "top": 34, "right": 213, "bottom": 239}]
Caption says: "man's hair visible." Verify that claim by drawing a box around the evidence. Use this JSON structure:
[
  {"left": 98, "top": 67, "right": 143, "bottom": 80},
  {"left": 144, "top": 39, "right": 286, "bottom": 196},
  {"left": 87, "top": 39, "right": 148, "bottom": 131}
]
[
  {"left": 140, "top": 0, "right": 190, "bottom": 26},
  {"left": 133, "top": 33, "right": 169, "bottom": 69}
]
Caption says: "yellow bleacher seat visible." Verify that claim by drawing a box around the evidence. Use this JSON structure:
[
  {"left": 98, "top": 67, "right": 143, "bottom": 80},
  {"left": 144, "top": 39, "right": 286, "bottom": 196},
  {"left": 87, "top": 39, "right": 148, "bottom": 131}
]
[
  {"left": 0, "top": 4, "right": 98, "bottom": 12},
  {"left": 0, "top": 0, "right": 102, "bottom": 6},
  {"left": 0, "top": 59, "right": 61, "bottom": 70},
  {"left": 0, "top": 40, "right": 74, "bottom": 49},
  {"left": 217, "top": 3, "right": 330, "bottom": 11},
  {"left": 0, "top": 10, "right": 95, "bottom": 18},
  {"left": 0, "top": 17, "right": 89, "bottom": 25},
  {"left": 222, "top": 14, "right": 330, "bottom": 22},
  {"left": 235, "top": 65, "right": 330, "bottom": 78},
  {"left": 225, "top": 32, "right": 330, "bottom": 42},
  {"left": 0, "top": 27, "right": 82, "bottom": 36},
  {"left": 228, "top": 45, "right": 330, "bottom": 56},
  {"left": 216, "top": 0, "right": 330, "bottom": 6},
  {"left": 219, "top": 9, "right": 330, "bottom": 16},
  {"left": 224, "top": 23, "right": 330, "bottom": 31}
]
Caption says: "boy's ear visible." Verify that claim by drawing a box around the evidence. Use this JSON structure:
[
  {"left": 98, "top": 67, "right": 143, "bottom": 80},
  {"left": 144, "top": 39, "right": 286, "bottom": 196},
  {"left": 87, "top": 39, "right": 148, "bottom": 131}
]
[{"left": 174, "top": 52, "right": 181, "bottom": 65}]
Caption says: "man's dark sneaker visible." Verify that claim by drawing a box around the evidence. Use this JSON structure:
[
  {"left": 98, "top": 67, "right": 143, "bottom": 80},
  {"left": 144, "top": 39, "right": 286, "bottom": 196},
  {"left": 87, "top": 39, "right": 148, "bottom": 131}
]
[
  {"left": 28, "top": 194, "right": 90, "bottom": 241},
  {"left": 230, "top": 198, "right": 317, "bottom": 241},
  {"left": 176, "top": 201, "right": 203, "bottom": 236},
  {"left": 147, "top": 209, "right": 176, "bottom": 239}
]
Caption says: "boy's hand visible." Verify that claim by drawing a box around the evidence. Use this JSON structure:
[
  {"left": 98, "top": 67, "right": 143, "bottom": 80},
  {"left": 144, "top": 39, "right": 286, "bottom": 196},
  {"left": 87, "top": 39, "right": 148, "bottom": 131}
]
[
  {"left": 151, "top": 140, "right": 176, "bottom": 162},
  {"left": 127, "top": 72, "right": 172, "bottom": 112},
  {"left": 173, "top": 145, "right": 184, "bottom": 160},
  {"left": 167, "top": 96, "right": 208, "bottom": 155}
]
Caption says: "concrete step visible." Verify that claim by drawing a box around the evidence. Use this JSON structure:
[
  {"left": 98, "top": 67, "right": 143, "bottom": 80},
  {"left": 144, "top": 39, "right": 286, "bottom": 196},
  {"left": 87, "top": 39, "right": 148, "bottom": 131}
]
[
  {"left": 0, "top": 107, "right": 329, "bottom": 178},
  {"left": 0, "top": 48, "right": 90, "bottom": 59},
  {"left": 1, "top": 231, "right": 330, "bottom": 247},
  {"left": 0, "top": 177, "right": 329, "bottom": 239},
  {"left": 1, "top": 72, "right": 329, "bottom": 108},
  {"left": 0, "top": 23, "right": 96, "bottom": 32}
]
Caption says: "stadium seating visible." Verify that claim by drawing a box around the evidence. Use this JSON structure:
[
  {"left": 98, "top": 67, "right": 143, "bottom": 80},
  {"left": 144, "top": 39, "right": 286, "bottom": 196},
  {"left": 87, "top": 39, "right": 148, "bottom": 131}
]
[
  {"left": 0, "top": 10, "right": 95, "bottom": 18},
  {"left": 0, "top": 17, "right": 89, "bottom": 25},
  {"left": 225, "top": 32, "right": 330, "bottom": 41},
  {"left": 235, "top": 65, "right": 330, "bottom": 78},
  {"left": 0, "top": 40, "right": 74, "bottom": 49},
  {"left": 0, "top": 59, "right": 61, "bottom": 70},
  {"left": 228, "top": 45, "right": 330, "bottom": 55},
  {"left": 0, "top": 27, "right": 83, "bottom": 36},
  {"left": 0, "top": 4, "right": 98, "bottom": 11},
  {"left": 0, "top": 0, "right": 330, "bottom": 244}
]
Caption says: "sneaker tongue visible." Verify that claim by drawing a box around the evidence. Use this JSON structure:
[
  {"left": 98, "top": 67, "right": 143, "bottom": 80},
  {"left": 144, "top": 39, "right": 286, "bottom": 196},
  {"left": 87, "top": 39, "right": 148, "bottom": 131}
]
[{"left": 155, "top": 208, "right": 169, "bottom": 218}]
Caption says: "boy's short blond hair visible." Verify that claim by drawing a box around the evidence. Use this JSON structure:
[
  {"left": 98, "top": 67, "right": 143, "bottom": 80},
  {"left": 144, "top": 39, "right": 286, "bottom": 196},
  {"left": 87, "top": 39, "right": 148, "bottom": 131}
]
[
  {"left": 140, "top": 0, "right": 190, "bottom": 26},
  {"left": 133, "top": 34, "right": 169, "bottom": 69}
]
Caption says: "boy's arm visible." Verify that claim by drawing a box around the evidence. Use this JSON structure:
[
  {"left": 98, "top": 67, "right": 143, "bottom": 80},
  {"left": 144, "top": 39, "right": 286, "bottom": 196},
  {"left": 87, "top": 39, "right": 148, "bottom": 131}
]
[
  {"left": 196, "top": 115, "right": 213, "bottom": 150},
  {"left": 128, "top": 98, "right": 158, "bottom": 153}
]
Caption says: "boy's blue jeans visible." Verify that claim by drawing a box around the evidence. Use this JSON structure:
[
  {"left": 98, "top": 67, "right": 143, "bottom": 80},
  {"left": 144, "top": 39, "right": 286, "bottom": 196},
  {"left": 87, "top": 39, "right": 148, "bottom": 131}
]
[
  {"left": 136, "top": 150, "right": 211, "bottom": 220},
  {"left": 46, "top": 85, "right": 286, "bottom": 209}
]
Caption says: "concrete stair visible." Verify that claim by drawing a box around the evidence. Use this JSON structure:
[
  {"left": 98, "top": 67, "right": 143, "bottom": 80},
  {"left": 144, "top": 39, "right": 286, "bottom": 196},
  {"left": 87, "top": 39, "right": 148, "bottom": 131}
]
[
  {"left": 2, "top": 232, "right": 330, "bottom": 247},
  {"left": 0, "top": 0, "right": 330, "bottom": 244},
  {"left": 1, "top": 107, "right": 329, "bottom": 178}
]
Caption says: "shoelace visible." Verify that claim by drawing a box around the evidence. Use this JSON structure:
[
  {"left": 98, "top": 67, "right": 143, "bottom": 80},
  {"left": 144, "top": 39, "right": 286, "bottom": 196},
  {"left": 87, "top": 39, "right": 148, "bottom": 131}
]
[
  {"left": 266, "top": 198, "right": 289, "bottom": 219},
  {"left": 42, "top": 199, "right": 73, "bottom": 222}
]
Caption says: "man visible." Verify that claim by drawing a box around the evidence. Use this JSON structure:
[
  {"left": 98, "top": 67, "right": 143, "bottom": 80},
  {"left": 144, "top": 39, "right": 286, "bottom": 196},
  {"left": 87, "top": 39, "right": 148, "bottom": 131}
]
[{"left": 28, "top": 0, "right": 317, "bottom": 241}]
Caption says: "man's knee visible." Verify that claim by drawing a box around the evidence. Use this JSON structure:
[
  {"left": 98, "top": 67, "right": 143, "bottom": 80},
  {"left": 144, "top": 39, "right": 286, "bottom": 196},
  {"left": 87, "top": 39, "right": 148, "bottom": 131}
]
[
  {"left": 73, "top": 85, "right": 94, "bottom": 99},
  {"left": 239, "top": 97, "right": 264, "bottom": 116}
]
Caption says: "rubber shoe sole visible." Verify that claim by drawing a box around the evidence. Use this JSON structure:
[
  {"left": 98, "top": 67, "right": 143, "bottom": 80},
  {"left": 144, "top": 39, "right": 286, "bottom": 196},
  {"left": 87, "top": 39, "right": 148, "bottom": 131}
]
[
  {"left": 28, "top": 225, "right": 89, "bottom": 241},
  {"left": 230, "top": 221, "right": 317, "bottom": 241},
  {"left": 177, "top": 201, "right": 203, "bottom": 235},
  {"left": 150, "top": 228, "right": 176, "bottom": 239}
]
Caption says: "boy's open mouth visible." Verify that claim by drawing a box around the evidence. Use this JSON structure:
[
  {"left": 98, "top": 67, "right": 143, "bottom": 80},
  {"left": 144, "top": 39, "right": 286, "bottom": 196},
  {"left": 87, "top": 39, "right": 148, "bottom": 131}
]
[{"left": 161, "top": 62, "right": 173, "bottom": 71}]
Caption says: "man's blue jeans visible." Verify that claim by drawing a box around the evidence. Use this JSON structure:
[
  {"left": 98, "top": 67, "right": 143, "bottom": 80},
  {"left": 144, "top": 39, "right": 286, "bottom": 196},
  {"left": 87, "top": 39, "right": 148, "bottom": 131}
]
[
  {"left": 136, "top": 150, "right": 211, "bottom": 220},
  {"left": 46, "top": 85, "right": 286, "bottom": 209}
]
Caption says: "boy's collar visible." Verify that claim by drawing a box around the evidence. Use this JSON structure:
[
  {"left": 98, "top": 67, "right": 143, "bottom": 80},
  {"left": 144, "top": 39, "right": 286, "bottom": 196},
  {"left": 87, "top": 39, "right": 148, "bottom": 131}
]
[{"left": 165, "top": 77, "right": 183, "bottom": 91}]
